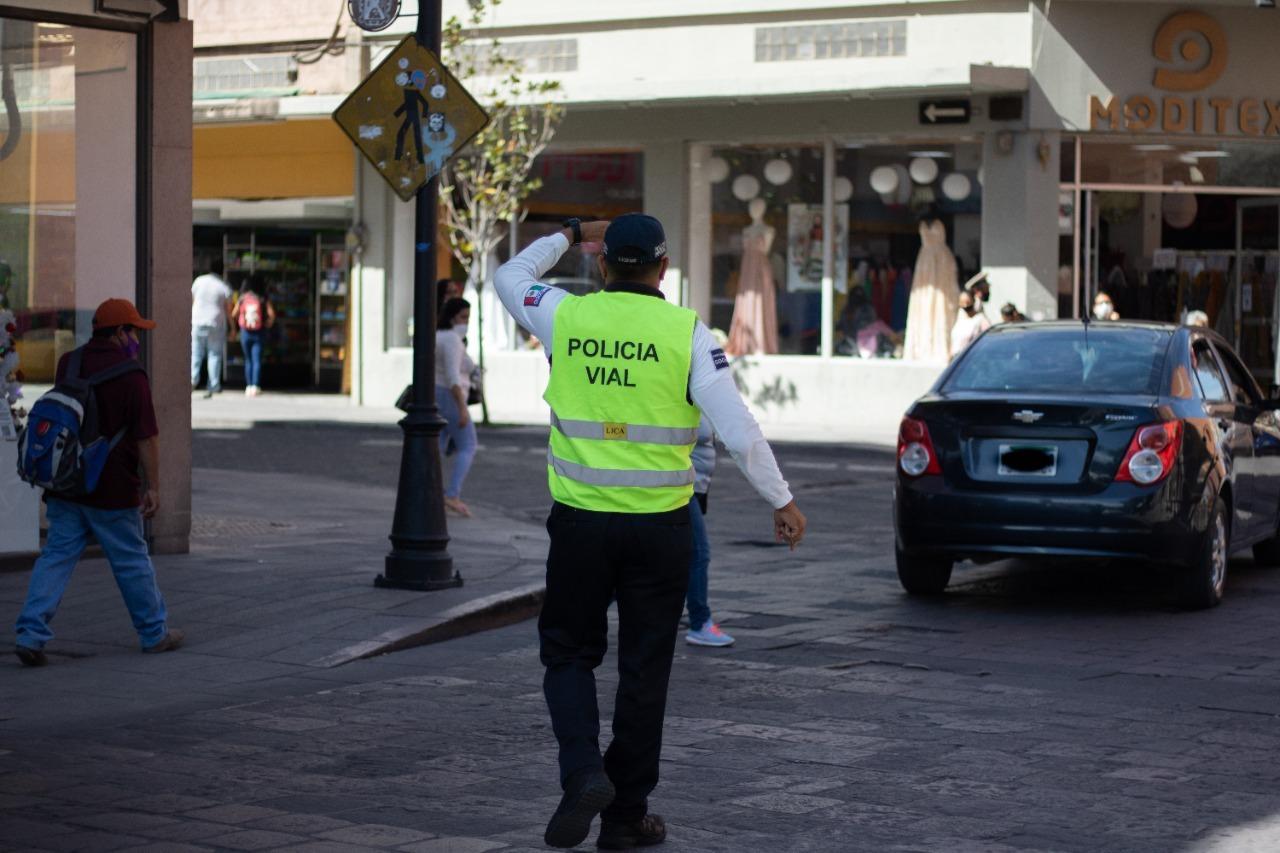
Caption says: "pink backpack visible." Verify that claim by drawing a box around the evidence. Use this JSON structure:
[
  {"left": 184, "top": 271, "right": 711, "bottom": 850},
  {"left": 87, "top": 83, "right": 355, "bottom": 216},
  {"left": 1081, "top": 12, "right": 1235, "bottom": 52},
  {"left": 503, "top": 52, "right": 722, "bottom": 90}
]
[{"left": 238, "top": 292, "right": 264, "bottom": 331}]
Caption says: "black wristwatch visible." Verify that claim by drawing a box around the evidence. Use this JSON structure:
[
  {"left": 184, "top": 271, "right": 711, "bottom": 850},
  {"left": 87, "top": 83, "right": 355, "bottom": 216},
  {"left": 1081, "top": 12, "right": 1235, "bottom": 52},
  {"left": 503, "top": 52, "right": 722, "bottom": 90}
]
[{"left": 562, "top": 217, "right": 582, "bottom": 246}]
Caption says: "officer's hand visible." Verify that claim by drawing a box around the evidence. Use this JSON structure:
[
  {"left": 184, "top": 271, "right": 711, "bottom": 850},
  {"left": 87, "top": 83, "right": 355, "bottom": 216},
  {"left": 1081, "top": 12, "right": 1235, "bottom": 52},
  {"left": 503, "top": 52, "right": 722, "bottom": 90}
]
[
  {"left": 773, "top": 500, "right": 806, "bottom": 550},
  {"left": 579, "top": 220, "right": 610, "bottom": 244},
  {"left": 142, "top": 488, "right": 160, "bottom": 519}
]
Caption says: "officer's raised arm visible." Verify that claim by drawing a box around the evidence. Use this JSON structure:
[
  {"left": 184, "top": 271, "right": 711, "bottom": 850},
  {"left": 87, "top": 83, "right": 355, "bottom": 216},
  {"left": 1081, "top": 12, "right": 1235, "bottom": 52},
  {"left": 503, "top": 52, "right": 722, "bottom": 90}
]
[
  {"left": 688, "top": 323, "right": 807, "bottom": 549},
  {"left": 492, "top": 219, "right": 610, "bottom": 348}
]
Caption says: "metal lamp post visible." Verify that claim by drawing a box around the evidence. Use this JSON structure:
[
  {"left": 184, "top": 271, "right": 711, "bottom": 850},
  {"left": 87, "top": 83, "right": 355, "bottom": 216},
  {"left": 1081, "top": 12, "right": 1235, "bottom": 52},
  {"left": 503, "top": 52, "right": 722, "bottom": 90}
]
[{"left": 376, "top": 0, "right": 462, "bottom": 591}]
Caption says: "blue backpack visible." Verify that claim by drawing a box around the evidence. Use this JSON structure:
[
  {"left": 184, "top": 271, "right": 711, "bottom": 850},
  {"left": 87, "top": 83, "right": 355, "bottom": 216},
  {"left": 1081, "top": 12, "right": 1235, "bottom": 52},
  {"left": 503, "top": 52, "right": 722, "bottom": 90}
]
[{"left": 16, "top": 348, "right": 143, "bottom": 495}]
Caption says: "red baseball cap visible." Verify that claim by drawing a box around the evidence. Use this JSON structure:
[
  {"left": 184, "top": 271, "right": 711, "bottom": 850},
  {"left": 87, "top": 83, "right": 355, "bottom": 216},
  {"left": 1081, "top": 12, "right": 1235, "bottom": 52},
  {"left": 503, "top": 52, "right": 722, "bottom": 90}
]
[{"left": 92, "top": 298, "right": 157, "bottom": 330}]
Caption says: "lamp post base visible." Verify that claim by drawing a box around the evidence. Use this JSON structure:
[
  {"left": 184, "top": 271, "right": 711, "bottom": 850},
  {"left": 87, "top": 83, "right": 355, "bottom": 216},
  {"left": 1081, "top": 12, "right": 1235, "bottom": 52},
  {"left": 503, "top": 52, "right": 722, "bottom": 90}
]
[{"left": 375, "top": 557, "right": 463, "bottom": 591}]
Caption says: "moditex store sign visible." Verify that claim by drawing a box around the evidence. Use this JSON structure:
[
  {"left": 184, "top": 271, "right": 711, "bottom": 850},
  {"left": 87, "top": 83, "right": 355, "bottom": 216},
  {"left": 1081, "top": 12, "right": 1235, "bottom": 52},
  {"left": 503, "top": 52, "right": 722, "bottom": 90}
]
[{"left": 1088, "top": 12, "right": 1280, "bottom": 137}]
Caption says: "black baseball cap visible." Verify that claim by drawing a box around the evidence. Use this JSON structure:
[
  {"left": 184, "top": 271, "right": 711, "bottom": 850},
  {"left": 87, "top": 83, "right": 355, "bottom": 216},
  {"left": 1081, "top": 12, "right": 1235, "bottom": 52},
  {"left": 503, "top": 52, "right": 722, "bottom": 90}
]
[{"left": 603, "top": 214, "right": 667, "bottom": 266}]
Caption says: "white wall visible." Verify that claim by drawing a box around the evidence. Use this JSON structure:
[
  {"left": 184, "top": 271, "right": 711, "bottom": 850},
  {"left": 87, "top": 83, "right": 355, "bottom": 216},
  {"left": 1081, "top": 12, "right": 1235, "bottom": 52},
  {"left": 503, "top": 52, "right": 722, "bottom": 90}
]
[
  {"left": 472, "top": 350, "right": 939, "bottom": 448},
  {"left": 450, "top": 9, "right": 1030, "bottom": 108}
]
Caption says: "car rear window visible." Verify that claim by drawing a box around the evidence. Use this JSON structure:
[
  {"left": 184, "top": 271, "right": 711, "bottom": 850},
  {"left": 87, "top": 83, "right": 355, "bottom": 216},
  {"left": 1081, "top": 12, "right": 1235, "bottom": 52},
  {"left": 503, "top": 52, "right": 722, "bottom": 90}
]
[{"left": 943, "top": 326, "right": 1171, "bottom": 395}]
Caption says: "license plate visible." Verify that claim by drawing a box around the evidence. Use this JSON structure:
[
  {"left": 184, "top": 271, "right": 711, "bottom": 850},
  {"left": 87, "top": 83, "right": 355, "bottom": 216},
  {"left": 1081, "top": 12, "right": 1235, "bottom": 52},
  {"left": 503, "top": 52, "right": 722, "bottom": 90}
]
[{"left": 998, "top": 444, "right": 1058, "bottom": 477}]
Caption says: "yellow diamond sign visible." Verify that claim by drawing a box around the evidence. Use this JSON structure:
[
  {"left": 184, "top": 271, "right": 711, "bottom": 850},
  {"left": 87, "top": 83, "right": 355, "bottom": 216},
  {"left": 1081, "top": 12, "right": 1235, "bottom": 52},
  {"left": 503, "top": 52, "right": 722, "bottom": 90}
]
[{"left": 334, "top": 35, "right": 489, "bottom": 202}]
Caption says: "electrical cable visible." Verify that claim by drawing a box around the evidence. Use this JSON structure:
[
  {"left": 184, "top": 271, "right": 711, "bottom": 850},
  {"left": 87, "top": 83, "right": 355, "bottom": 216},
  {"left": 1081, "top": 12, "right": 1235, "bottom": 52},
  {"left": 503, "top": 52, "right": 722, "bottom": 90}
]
[{"left": 294, "top": 0, "right": 348, "bottom": 65}]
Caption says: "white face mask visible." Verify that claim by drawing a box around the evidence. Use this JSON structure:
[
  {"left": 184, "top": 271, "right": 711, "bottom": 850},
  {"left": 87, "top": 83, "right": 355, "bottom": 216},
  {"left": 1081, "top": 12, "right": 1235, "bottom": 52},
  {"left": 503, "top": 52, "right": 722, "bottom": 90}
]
[
  {"left": 452, "top": 322, "right": 468, "bottom": 337},
  {"left": 1093, "top": 302, "right": 1112, "bottom": 320}
]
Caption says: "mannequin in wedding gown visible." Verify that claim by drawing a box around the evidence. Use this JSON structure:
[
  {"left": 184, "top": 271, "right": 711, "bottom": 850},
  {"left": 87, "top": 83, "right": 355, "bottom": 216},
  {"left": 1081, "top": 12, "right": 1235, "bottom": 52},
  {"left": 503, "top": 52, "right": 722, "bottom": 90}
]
[
  {"left": 726, "top": 197, "right": 780, "bottom": 355},
  {"left": 902, "top": 218, "right": 960, "bottom": 362}
]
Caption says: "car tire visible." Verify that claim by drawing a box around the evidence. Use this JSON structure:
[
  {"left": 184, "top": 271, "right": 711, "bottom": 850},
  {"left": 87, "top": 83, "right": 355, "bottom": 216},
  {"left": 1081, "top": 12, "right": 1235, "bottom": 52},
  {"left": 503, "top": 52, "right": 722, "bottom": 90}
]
[
  {"left": 1178, "top": 501, "right": 1228, "bottom": 610},
  {"left": 896, "top": 546, "right": 953, "bottom": 596}
]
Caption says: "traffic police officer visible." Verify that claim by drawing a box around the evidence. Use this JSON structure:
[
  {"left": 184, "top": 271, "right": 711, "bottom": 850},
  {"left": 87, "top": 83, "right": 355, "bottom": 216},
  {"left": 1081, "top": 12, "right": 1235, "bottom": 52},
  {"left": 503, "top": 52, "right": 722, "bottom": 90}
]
[{"left": 494, "top": 214, "right": 806, "bottom": 850}]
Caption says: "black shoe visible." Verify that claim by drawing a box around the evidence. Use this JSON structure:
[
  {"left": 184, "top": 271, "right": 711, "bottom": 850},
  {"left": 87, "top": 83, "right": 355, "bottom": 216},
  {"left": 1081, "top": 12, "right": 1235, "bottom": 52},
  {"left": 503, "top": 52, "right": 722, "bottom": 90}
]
[
  {"left": 202, "top": 389, "right": 214, "bottom": 399},
  {"left": 597, "top": 814, "right": 666, "bottom": 850},
  {"left": 544, "top": 770, "right": 615, "bottom": 849},
  {"left": 15, "top": 646, "right": 48, "bottom": 667}
]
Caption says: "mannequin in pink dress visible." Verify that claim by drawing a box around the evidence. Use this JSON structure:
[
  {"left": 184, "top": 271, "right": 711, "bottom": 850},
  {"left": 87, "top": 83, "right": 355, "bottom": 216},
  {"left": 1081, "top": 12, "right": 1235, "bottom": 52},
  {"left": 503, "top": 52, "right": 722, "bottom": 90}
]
[
  {"left": 902, "top": 218, "right": 959, "bottom": 362},
  {"left": 726, "top": 197, "right": 780, "bottom": 356}
]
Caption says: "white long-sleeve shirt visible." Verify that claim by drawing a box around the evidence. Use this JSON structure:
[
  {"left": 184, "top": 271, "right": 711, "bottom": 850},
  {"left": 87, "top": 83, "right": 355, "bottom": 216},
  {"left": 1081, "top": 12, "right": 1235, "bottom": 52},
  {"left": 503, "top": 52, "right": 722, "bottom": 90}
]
[{"left": 494, "top": 233, "right": 793, "bottom": 509}]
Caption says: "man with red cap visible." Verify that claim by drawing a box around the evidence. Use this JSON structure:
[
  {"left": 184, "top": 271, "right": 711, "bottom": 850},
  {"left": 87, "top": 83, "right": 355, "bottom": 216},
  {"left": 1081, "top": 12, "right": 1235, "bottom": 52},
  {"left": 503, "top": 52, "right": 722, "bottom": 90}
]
[{"left": 14, "top": 298, "right": 183, "bottom": 667}]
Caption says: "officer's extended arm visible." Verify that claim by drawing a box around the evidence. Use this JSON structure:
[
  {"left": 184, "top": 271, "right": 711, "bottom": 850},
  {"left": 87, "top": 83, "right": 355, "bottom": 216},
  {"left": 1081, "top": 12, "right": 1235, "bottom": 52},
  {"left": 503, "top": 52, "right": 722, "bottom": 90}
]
[{"left": 689, "top": 324, "right": 806, "bottom": 548}]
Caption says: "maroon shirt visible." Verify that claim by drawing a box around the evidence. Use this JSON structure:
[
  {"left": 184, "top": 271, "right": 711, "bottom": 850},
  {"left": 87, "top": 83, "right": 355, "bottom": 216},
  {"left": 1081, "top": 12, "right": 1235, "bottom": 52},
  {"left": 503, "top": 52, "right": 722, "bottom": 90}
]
[{"left": 53, "top": 338, "right": 159, "bottom": 510}]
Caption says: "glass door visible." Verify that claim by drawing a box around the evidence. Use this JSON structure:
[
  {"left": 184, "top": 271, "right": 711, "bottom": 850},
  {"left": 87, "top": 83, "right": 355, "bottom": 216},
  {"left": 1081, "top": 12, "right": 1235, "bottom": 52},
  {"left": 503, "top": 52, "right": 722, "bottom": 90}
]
[{"left": 1236, "top": 200, "right": 1280, "bottom": 393}]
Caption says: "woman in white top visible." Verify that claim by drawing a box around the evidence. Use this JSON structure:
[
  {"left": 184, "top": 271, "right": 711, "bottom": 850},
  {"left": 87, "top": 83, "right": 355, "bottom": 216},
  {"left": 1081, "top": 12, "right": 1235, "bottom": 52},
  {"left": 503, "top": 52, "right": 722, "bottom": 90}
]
[
  {"left": 949, "top": 289, "right": 991, "bottom": 360},
  {"left": 435, "top": 298, "right": 478, "bottom": 516}
]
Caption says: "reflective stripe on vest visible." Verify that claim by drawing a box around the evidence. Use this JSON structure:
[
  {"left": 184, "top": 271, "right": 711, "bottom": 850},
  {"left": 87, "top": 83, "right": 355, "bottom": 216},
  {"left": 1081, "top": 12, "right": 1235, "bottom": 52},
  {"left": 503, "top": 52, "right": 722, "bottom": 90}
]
[
  {"left": 547, "top": 447, "right": 696, "bottom": 488},
  {"left": 550, "top": 411, "right": 698, "bottom": 446}
]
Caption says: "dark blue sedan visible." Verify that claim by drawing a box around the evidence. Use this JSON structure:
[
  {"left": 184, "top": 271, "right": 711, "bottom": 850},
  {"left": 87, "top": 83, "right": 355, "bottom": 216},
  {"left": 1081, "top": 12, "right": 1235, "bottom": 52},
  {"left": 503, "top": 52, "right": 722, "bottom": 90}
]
[{"left": 893, "top": 321, "right": 1280, "bottom": 609}]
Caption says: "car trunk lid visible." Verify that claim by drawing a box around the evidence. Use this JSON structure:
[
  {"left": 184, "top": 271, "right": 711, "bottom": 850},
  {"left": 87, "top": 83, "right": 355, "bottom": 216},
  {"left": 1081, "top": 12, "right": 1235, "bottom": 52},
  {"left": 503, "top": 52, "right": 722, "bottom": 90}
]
[{"left": 911, "top": 393, "right": 1165, "bottom": 491}]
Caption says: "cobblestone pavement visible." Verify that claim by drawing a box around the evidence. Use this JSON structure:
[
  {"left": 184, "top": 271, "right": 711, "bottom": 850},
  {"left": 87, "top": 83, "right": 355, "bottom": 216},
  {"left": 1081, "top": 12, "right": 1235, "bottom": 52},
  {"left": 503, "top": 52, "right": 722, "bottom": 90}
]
[{"left": 5, "top": 424, "right": 1280, "bottom": 851}]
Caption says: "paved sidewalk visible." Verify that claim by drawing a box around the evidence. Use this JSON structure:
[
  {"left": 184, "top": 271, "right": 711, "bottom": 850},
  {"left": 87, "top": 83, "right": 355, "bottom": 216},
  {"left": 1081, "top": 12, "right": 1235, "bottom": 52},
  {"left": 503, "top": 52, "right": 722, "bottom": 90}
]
[
  {"left": 189, "top": 390, "right": 899, "bottom": 447},
  {"left": 0, "top": 465, "right": 548, "bottom": 730}
]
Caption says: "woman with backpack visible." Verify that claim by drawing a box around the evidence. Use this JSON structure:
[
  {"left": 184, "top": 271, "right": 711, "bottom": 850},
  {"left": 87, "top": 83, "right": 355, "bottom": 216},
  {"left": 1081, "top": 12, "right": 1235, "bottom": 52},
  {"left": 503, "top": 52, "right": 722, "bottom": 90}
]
[
  {"left": 235, "top": 274, "right": 275, "bottom": 397},
  {"left": 436, "top": 297, "right": 477, "bottom": 517}
]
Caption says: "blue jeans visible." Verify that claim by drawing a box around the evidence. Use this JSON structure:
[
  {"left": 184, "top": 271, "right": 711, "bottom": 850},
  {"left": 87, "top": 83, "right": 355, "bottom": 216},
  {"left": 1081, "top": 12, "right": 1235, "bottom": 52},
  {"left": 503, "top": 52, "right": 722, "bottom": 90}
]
[
  {"left": 687, "top": 496, "right": 711, "bottom": 631},
  {"left": 436, "top": 385, "right": 477, "bottom": 499},
  {"left": 191, "top": 324, "right": 225, "bottom": 392},
  {"left": 240, "top": 330, "right": 264, "bottom": 387},
  {"left": 15, "top": 499, "right": 169, "bottom": 651}
]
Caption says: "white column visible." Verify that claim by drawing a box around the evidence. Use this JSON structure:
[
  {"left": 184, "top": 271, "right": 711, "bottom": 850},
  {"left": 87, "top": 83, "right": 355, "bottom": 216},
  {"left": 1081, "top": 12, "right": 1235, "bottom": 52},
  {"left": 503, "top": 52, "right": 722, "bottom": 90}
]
[
  {"left": 687, "top": 143, "right": 713, "bottom": 322},
  {"left": 74, "top": 29, "right": 136, "bottom": 343},
  {"left": 821, "top": 136, "right": 835, "bottom": 358},
  {"left": 642, "top": 141, "right": 687, "bottom": 304},
  {"left": 980, "top": 130, "right": 1060, "bottom": 320}
]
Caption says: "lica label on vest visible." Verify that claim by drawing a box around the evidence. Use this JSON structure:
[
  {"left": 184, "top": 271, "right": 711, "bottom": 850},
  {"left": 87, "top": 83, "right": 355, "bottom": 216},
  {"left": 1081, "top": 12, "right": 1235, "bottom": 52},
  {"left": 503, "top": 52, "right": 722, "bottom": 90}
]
[{"left": 603, "top": 423, "right": 628, "bottom": 440}]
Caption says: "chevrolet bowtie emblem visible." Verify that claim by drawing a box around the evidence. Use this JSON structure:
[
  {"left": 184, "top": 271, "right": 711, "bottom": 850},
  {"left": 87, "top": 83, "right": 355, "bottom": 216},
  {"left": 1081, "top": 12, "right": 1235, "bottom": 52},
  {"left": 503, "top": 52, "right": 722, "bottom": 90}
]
[{"left": 1012, "top": 410, "right": 1044, "bottom": 424}]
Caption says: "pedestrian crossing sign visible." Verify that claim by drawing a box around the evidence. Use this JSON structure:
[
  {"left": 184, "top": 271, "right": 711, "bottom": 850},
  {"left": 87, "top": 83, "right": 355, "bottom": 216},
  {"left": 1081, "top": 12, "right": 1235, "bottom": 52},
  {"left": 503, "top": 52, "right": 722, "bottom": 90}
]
[{"left": 333, "top": 34, "right": 490, "bottom": 202}]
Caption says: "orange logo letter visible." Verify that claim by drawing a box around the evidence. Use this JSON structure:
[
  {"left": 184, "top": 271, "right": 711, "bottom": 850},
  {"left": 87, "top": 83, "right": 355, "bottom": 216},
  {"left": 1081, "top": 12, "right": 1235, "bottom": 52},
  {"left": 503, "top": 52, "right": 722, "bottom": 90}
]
[{"left": 1153, "top": 12, "right": 1227, "bottom": 92}]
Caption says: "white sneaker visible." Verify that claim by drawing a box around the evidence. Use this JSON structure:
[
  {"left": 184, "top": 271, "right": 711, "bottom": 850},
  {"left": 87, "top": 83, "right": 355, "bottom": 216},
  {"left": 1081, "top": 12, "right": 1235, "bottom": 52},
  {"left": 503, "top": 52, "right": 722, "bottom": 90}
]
[{"left": 686, "top": 622, "right": 735, "bottom": 647}]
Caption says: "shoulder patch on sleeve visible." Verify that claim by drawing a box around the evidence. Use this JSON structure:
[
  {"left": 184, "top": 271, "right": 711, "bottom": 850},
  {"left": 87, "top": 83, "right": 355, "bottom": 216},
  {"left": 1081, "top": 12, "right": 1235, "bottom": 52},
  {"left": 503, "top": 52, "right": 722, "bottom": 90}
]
[
  {"left": 524, "top": 284, "right": 551, "bottom": 307},
  {"left": 710, "top": 348, "right": 729, "bottom": 370}
]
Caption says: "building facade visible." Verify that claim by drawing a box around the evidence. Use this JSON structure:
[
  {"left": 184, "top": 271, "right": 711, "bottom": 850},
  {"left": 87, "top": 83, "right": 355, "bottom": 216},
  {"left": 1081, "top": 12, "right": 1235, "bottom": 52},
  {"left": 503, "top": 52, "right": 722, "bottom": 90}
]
[
  {"left": 178, "top": 2, "right": 1280, "bottom": 445},
  {"left": 344, "top": 0, "right": 1280, "bottom": 445},
  {"left": 0, "top": 0, "right": 193, "bottom": 557}
]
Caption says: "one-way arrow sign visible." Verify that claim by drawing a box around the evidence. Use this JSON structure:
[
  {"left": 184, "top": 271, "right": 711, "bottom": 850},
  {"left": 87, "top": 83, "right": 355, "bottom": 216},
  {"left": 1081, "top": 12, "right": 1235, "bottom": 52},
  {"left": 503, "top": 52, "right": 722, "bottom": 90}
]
[
  {"left": 95, "top": 0, "right": 175, "bottom": 19},
  {"left": 919, "top": 99, "right": 971, "bottom": 125}
]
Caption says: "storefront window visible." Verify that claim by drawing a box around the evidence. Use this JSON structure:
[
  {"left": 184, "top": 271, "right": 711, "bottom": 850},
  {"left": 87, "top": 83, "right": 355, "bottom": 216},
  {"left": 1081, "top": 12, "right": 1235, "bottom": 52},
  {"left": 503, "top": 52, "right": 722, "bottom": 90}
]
[
  {"left": 705, "top": 145, "right": 822, "bottom": 355},
  {"left": 0, "top": 19, "right": 137, "bottom": 382},
  {"left": 831, "top": 142, "right": 982, "bottom": 359}
]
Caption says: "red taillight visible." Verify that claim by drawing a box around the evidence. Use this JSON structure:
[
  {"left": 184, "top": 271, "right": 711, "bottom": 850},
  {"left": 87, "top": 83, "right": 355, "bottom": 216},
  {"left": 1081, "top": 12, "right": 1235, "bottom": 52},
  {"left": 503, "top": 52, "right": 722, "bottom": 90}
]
[
  {"left": 898, "top": 416, "right": 942, "bottom": 477},
  {"left": 1115, "top": 421, "right": 1182, "bottom": 485}
]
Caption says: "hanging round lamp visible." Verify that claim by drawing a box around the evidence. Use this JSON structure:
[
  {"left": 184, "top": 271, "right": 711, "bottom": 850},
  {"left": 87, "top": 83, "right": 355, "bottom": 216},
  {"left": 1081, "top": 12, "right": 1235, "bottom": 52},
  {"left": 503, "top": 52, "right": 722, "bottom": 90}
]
[
  {"left": 731, "top": 174, "right": 761, "bottom": 201},
  {"left": 909, "top": 157, "right": 939, "bottom": 184},
  {"left": 763, "top": 158, "right": 793, "bottom": 185},
  {"left": 707, "top": 156, "right": 730, "bottom": 184},
  {"left": 941, "top": 173, "right": 972, "bottom": 201},
  {"left": 833, "top": 176, "right": 854, "bottom": 202}
]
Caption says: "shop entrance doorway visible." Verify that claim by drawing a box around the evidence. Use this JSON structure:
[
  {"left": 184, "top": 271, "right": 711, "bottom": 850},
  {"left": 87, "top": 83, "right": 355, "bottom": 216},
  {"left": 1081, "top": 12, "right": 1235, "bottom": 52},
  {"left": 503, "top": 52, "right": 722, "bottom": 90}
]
[{"left": 1079, "top": 189, "right": 1280, "bottom": 393}]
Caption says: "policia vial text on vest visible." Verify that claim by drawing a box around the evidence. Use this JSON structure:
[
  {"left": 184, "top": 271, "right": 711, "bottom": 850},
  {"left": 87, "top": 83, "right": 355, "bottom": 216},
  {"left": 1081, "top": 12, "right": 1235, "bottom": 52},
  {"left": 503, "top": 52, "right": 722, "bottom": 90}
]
[{"left": 568, "top": 337, "right": 659, "bottom": 387}]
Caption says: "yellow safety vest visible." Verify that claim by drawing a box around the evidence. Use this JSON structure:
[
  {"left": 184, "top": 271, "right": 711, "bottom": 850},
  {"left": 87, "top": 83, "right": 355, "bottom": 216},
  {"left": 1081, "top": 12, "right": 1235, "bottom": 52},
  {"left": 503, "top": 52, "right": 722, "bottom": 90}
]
[{"left": 544, "top": 289, "right": 701, "bottom": 513}]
